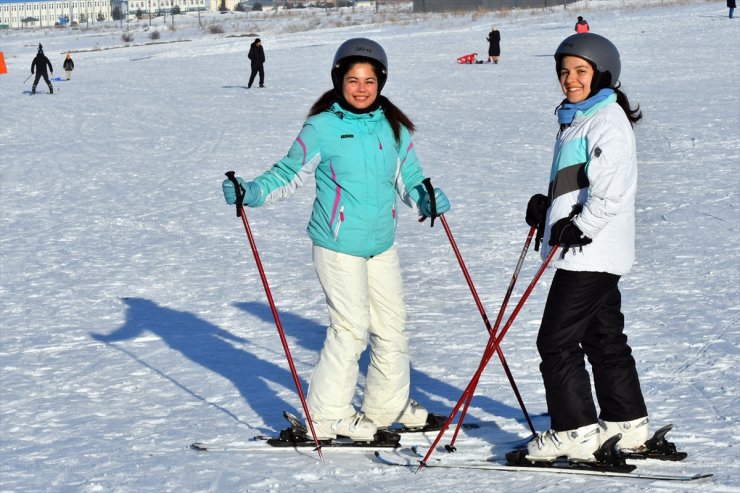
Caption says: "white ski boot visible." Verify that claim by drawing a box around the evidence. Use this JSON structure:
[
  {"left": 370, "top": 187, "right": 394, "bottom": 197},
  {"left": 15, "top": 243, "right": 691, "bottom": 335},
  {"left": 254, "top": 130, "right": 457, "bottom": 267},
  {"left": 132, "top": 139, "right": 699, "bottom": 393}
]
[
  {"left": 367, "top": 399, "right": 429, "bottom": 430},
  {"left": 526, "top": 423, "right": 601, "bottom": 462},
  {"left": 307, "top": 412, "right": 377, "bottom": 441},
  {"left": 600, "top": 416, "right": 649, "bottom": 452},
  {"left": 395, "top": 399, "right": 429, "bottom": 429}
]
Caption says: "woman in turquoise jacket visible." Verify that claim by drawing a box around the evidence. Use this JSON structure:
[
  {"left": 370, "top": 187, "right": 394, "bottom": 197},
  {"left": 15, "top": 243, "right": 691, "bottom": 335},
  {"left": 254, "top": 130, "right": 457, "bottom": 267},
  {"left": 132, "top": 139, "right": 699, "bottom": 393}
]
[{"left": 223, "top": 38, "right": 450, "bottom": 442}]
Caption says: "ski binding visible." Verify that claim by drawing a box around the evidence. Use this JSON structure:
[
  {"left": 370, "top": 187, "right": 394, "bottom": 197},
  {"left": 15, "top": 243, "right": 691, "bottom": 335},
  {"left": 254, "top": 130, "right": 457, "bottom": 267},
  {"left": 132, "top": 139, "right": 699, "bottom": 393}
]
[{"left": 266, "top": 411, "right": 401, "bottom": 448}]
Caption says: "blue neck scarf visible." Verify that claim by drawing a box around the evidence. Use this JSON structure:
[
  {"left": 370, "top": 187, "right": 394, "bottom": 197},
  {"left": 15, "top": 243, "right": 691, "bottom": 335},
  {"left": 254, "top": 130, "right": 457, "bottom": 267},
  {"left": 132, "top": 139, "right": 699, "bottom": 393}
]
[{"left": 557, "top": 88, "right": 614, "bottom": 125}]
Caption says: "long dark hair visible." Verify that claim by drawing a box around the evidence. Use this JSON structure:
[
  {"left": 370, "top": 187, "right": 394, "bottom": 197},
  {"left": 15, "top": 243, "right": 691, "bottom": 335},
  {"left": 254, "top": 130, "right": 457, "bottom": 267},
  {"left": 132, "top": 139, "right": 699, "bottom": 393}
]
[{"left": 614, "top": 84, "right": 643, "bottom": 127}]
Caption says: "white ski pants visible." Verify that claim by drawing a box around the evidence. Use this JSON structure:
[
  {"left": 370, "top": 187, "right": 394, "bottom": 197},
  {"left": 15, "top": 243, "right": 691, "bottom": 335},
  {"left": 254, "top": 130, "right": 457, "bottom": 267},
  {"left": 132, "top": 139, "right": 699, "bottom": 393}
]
[{"left": 306, "top": 244, "right": 410, "bottom": 425}]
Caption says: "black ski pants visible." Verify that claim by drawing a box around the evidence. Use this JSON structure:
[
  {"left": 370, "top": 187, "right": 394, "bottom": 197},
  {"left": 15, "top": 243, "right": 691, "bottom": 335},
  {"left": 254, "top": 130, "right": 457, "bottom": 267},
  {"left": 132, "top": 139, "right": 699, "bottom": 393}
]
[
  {"left": 33, "top": 72, "right": 52, "bottom": 89},
  {"left": 537, "top": 269, "right": 647, "bottom": 431},
  {"left": 248, "top": 64, "right": 264, "bottom": 88}
]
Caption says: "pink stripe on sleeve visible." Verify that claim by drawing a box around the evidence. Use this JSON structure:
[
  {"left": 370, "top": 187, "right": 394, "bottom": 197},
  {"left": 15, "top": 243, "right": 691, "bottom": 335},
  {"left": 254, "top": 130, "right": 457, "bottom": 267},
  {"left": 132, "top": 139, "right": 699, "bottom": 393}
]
[
  {"left": 296, "top": 136, "right": 308, "bottom": 166},
  {"left": 400, "top": 142, "right": 414, "bottom": 166}
]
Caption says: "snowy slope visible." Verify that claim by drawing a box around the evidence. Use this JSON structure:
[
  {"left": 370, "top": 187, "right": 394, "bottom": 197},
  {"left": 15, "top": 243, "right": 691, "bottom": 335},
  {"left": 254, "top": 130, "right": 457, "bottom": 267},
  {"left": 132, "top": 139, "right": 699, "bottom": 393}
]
[{"left": 1, "top": 1, "right": 738, "bottom": 492}]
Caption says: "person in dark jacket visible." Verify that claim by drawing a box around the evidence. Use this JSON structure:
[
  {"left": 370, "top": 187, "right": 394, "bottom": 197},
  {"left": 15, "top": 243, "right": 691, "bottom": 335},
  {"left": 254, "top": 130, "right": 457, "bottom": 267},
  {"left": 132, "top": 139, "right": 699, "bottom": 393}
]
[
  {"left": 248, "top": 38, "right": 265, "bottom": 89},
  {"left": 31, "top": 44, "right": 53, "bottom": 95},
  {"left": 574, "top": 16, "right": 590, "bottom": 33},
  {"left": 728, "top": 0, "right": 736, "bottom": 19},
  {"left": 486, "top": 26, "right": 501, "bottom": 64},
  {"left": 63, "top": 52, "right": 75, "bottom": 80}
]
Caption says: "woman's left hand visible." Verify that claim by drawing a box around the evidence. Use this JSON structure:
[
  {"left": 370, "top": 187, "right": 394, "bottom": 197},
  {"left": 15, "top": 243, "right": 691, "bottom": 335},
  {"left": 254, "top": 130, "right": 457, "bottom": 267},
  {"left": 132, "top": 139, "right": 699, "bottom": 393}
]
[
  {"left": 419, "top": 187, "right": 451, "bottom": 217},
  {"left": 549, "top": 217, "right": 592, "bottom": 246}
]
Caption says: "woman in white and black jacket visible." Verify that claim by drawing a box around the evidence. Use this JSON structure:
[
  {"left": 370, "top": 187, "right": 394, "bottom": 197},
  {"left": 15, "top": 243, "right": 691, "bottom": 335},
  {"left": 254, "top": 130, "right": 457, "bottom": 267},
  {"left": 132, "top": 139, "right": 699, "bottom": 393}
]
[{"left": 523, "top": 33, "right": 650, "bottom": 463}]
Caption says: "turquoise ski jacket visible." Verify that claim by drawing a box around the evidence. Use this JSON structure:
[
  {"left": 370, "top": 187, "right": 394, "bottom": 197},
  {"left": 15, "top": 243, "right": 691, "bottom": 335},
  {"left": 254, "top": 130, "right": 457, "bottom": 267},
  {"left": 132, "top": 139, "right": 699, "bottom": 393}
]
[{"left": 248, "top": 103, "right": 426, "bottom": 258}]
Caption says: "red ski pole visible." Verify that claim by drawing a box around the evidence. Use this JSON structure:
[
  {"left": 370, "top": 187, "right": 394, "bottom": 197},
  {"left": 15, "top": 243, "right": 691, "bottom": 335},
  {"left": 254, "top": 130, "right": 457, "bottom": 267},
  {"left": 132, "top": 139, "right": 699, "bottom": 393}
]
[
  {"left": 225, "top": 171, "right": 324, "bottom": 461},
  {"left": 416, "top": 245, "right": 560, "bottom": 473},
  {"left": 420, "top": 178, "right": 535, "bottom": 440},
  {"left": 445, "top": 225, "right": 538, "bottom": 451}
]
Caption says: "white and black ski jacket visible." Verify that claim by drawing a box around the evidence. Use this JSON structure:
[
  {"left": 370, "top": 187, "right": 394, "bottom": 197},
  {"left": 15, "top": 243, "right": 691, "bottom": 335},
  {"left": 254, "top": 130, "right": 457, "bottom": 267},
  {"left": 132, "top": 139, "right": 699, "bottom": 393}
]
[{"left": 542, "top": 95, "right": 637, "bottom": 276}]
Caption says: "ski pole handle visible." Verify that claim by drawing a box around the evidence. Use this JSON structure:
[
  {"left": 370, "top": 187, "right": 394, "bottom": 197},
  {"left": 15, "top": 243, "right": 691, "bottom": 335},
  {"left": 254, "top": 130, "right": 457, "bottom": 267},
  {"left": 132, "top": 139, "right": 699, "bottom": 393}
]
[
  {"left": 225, "top": 171, "right": 245, "bottom": 218},
  {"left": 421, "top": 177, "right": 438, "bottom": 228}
]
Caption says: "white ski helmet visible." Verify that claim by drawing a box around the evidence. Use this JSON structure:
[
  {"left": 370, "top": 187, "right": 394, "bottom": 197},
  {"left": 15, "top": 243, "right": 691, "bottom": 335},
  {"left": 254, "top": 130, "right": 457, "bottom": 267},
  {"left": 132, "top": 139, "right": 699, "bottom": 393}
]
[
  {"left": 554, "top": 33, "right": 621, "bottom": 89},
  {"left": 331, "top": 38, "right": 388, "bottom": 93}
]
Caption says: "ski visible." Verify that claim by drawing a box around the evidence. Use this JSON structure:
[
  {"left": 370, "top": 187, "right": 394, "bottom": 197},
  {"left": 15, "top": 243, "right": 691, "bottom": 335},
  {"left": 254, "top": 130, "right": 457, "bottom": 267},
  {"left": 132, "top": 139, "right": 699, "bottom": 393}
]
[
  {"left": 266, "top": 410, "right": 400, "bottom": 448},
  {"left": 191, "top": 410, "right": 482, "bottom": 452},
  {"left": 266, "top": 425, "right": 400, "bottom": 449},
  {"left": 190, "top": 437, "right": 395, "bottom": 453},
  {"left": 373, "top": 451, "right": 712, "bottom": 481},
  {"left": 388, "top": 413, "right": 480, "bottom": 434}
]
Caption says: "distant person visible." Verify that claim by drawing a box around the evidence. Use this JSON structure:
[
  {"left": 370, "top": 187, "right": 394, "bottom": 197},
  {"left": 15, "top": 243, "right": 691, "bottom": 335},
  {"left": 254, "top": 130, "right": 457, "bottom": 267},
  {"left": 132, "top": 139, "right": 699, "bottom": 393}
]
[
  {"left": 486, "top": 26, "right": 501, "bottom": 64},
  {"left": 728, "top": 0, "right": 736, "bottom": 19},
  {"left": 248, "top": 38, "right": 265, "bottom": 89},
  {"left": 63, "top": 52, "right": 75, "bottom": 80},
  {"left": 31, "top": 44, "right": 53, "bottom": 95},
  {"left": 574, "top": 16, "right": 590, "bottom": 33}
]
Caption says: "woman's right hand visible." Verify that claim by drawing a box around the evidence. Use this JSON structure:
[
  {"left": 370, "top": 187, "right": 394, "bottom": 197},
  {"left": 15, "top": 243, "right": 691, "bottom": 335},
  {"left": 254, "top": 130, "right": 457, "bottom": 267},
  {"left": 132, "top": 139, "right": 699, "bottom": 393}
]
[
  {"left": 222, "top": 177, "right": 260, "bottom": 206},
  {"left": 525, "top": 194, "right": 548, "bottom": 227}
]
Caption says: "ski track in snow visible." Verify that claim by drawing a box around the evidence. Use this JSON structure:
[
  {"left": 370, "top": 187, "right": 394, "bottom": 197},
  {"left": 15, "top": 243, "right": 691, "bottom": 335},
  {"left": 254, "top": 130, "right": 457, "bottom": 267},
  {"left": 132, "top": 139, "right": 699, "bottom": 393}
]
[{"left": 1, "top": 1, "right": 738, "bottom": 491}]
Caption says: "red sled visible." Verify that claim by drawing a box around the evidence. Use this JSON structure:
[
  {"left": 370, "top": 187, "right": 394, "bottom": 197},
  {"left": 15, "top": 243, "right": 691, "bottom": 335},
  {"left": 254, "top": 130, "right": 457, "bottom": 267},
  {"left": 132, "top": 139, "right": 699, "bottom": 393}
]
[{"left": 457, "top": 53, "right": 478, "bottom": 64}]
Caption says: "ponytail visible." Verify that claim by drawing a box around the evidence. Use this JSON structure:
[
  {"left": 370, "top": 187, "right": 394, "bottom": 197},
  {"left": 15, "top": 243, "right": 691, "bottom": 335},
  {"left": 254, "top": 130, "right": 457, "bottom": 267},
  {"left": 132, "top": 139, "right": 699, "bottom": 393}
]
[
  {"left": 378, "top": 95, "right": 416, "bottom": 142},
  {"left": 307, "top": 89, "right": 337, "bottom": 117},
  {"left": 614, "top": 84, "right": 642, "bottom": 127}
]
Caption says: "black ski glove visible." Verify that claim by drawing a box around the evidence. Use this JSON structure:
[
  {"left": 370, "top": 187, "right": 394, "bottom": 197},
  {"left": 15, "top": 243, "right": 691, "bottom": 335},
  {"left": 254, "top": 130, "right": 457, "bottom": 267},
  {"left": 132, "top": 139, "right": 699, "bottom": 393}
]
[
  {"left": 526, "top": 194, "right": 548, "bottom": 251},
  {"left": 549, "top": 217, "right": 592, "bottom": 246},
  {"left": 525, "top": 194, "right": 548, "bottom": 227}
]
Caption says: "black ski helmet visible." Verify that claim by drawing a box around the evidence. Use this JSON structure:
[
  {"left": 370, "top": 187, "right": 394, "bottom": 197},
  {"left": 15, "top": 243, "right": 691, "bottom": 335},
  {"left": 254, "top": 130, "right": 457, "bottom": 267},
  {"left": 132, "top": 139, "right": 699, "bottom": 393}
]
[
  {"left": 554, "top": 33, "right": 621, "bottom": 89},
  {"left": 331, "top": 38, "right": 388, "bottom": 93}
]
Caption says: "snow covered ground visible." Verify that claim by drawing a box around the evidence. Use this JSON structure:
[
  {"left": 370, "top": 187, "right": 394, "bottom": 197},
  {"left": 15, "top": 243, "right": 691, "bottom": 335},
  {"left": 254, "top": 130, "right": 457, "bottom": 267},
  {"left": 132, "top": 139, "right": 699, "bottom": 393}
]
[{"left": 1, "top": 1, "right": 738, "bottom": 491}]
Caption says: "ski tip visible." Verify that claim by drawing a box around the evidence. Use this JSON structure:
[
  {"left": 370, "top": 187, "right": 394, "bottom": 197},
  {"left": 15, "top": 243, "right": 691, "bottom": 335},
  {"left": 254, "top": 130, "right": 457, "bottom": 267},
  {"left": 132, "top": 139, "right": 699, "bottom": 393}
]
[{"left": 190, "top": 442, "right": 208, "bottom": 451}]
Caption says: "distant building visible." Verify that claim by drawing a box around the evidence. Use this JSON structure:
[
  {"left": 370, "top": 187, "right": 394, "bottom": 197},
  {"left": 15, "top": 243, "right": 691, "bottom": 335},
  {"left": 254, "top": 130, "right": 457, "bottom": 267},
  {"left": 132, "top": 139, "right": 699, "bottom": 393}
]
[
  {"left": 117, "top": 0, "right": 207, "bottom": 16},
  {"left": 0, "top": 0, "right": 112, "bottom": 28},
  {"left": 412, "top": 0, "right": 577, "bottom": 12}
]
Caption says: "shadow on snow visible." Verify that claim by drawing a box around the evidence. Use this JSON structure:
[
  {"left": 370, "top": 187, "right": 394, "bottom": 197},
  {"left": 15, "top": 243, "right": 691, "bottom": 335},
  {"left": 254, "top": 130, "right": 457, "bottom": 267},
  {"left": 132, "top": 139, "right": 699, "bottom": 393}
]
[
  {"left": 90, "top": 297, "right": 541, "bottom": 443},
  {"left": 235, "top": 300, "right": 541, "bottom": 440}
]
